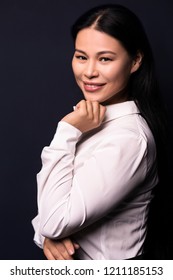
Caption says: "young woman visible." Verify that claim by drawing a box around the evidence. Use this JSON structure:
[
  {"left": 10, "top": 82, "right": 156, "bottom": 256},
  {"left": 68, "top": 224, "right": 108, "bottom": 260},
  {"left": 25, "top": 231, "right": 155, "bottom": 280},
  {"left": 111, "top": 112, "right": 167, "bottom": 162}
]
[{"left": 32, "top": 4, "right": 169, "bottom": 260}]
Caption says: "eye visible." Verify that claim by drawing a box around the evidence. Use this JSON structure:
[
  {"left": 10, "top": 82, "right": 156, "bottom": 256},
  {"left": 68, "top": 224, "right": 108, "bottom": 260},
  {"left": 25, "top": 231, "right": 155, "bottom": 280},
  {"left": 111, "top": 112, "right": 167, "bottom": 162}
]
[
  {"left": 99, "top": 57, "right": 112, "bottom": 62},
  {"left": 75, "top": 55, "right": 87, "bottom": 60}
]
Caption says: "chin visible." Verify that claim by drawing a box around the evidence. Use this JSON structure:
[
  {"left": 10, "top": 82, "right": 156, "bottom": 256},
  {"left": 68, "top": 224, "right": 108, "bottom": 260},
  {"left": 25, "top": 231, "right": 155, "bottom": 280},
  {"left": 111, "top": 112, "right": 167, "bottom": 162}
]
[
  {"left": 85, "top": 98, "right": 103, "bottom": 103},
  {"left": 83, "top": 94, "right": 102, "bottom": 103}
]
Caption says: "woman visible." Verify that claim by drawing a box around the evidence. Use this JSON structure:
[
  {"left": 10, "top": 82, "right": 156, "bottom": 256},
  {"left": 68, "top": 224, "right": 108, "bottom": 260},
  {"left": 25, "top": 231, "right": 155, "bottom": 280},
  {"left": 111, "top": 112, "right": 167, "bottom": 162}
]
[{"left": 32, "top": 4, "right": 169, "bottom": 260}]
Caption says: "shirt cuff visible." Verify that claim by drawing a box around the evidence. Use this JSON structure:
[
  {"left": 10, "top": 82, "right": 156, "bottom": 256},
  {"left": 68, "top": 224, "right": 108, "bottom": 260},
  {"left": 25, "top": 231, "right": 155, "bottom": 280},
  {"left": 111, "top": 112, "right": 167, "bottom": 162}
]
[
  {"left": 32, "top": 215, "right": 45, "bottom": 249},
  {"left": 50, "top": 121, "right": 82, "bottom": 152}
]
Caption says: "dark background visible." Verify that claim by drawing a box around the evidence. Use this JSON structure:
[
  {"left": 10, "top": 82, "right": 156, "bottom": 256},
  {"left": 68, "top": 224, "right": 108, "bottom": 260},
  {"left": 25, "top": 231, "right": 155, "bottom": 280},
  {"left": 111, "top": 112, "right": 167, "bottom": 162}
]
[{"left": 0, "top": 0, "right": 172, "bottom": 259}]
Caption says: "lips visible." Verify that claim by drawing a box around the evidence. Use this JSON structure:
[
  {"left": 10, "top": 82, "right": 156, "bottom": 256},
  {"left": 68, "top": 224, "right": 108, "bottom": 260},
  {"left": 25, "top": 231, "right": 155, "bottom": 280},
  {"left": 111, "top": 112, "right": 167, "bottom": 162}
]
[{"left": 83, "top": 81, "right": 106, "bottom": 92}]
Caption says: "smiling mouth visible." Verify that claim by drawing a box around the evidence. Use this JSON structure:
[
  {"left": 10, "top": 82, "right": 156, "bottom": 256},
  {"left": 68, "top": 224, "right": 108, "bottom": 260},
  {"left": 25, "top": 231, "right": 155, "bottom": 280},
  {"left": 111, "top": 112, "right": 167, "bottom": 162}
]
[{"left": 83, "top": 82, "right": 106, "bottom": 92}]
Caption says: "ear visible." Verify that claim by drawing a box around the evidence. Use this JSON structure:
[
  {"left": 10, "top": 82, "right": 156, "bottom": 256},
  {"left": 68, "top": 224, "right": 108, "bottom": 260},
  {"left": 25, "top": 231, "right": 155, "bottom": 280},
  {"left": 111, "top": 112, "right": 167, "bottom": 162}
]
[{"left": 130, "top": 51, "right": 143, "bottom": 74}]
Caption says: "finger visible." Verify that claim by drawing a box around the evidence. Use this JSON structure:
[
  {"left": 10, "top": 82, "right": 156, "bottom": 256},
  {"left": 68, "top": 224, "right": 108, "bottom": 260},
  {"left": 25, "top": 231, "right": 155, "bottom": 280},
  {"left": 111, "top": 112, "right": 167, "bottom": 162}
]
[
  {"left": 76, "top": 99, "right": 86, "bottom": 110},
  {"left": 99, "top": 105, "right": 107, "bottom": 122},
  {"left": 54, "top": 242, "right": 73, "bottom": 260},
  {"left": 62, "top": 238, "right": 76, "bottom": 255},
  {"left": 54, "top": 241, "right": 74, "bottom": 260},
  {"left": 76, "top": 100, "right": 88, "bottom": 117},
  {"left": 92, "top": 101, "right": 100, "bottom": 123},
  {"left": 46, "top": 246, "right": 65, "bottom": 260},
  {"left": 86, "top": 100, "right": 94, "bottom": 119},
  {"left": 73, "top": 242, "right": 80, "bottom": 250},
  {"left": 43, "top": 248, "right": 56, "bottom": 260},
  {"left": 44, "top": 239, "right": 67, "bottom": 260},
  {"left": 62, "top": 239, "right": 80, "bottom": 255}
]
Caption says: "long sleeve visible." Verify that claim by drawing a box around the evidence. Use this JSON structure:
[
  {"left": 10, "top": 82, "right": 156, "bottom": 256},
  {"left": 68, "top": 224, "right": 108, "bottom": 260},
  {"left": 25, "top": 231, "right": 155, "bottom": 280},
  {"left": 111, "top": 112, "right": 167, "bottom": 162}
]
[{"left": 32, "top": 118, "right": 151, "bottom": 247}]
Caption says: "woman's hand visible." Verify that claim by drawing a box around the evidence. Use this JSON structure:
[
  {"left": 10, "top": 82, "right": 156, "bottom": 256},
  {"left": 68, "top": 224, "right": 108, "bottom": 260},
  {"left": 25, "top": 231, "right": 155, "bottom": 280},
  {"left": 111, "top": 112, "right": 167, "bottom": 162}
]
[
  {"left": 61, "top": 100, "right": 106, "bottom": 133},
  {"left": 43, "top": 237, "right": 80, "bottom": 260}
]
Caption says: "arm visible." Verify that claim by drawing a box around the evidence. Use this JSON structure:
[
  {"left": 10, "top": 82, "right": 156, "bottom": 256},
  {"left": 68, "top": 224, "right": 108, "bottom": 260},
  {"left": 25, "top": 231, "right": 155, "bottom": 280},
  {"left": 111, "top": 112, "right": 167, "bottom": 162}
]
[
  {"left": 33, "top": 100, "right": 147, "bottom": 241},
  {"left": 32, "top": 100, "right": 106, "bottom": 247}
]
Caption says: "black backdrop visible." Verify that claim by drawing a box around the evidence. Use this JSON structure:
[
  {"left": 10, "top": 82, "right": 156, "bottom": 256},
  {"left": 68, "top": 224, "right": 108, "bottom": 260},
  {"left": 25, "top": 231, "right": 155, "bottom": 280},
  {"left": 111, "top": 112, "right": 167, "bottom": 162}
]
[{"left": 0, "top": 0, "right": 173, "bottom": 259}]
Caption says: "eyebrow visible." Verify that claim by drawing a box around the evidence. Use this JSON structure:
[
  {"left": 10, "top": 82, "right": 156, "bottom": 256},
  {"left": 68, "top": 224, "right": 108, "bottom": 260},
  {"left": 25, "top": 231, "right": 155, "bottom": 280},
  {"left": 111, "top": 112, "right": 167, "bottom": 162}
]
[{"left": 75, "top": 49, "right": 117, "bottom": 56}]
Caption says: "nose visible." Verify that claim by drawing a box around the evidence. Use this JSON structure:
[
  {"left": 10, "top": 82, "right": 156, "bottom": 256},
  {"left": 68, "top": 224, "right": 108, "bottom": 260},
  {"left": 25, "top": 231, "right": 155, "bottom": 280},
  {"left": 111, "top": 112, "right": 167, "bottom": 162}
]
[{"left": 84, "top": 60, "right": 99, "bottom": 79}]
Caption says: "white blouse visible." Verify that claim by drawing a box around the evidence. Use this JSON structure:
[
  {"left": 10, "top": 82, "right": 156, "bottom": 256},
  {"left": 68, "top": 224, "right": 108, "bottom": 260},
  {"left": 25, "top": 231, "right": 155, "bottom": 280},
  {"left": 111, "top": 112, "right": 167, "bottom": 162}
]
[{"left": 32, "top": 101, "right": 158, "bottom": 259}]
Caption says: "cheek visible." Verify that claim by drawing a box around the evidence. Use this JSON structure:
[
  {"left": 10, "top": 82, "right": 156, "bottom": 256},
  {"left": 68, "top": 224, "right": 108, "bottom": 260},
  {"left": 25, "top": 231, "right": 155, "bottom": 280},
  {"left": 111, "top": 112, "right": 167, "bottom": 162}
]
[
  {"left": 107, "top": 63, "right": 132, "bottom": 83},
  {"left": 72, "top": 59, "right": 76, "bottom": 75},
  {"left": 72, "top": 61, "right": 82, "bottom": 79}
]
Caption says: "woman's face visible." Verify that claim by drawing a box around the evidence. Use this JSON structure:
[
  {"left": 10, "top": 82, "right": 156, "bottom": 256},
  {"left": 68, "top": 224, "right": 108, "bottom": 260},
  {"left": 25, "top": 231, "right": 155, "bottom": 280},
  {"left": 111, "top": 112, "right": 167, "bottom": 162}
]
[{"left": 72, "top": 28, "right": 138, "bottom": 105}]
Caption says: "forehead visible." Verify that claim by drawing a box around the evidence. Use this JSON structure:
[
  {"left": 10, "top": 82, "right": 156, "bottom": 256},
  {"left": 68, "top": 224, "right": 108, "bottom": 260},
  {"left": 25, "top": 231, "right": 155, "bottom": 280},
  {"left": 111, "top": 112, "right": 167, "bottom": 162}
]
[{"left": 75, "top": 27, "right": 126, "bottom": 54}]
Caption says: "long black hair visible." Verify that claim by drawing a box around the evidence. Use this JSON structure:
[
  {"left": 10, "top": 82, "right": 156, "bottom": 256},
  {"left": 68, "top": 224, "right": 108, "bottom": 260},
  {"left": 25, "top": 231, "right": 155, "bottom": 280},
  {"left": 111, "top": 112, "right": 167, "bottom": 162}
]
[{"left": 71, "top": 4, "right": 172, "bottom": 259}]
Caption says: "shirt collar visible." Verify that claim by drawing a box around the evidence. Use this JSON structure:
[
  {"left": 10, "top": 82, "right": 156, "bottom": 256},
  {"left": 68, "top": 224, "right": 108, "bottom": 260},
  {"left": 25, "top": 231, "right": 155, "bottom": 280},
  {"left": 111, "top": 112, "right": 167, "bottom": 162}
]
[{"left": 103, "top": 101, "right": 140, "bottom": 123}]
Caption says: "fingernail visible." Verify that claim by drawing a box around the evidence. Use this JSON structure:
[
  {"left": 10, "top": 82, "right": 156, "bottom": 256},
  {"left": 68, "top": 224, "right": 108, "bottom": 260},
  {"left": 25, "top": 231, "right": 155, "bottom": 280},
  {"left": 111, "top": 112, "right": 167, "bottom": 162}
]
[
  {"left": 75, "top": 243, "right": 80, "bottom": 249},
  {"left": 69, "top": 248, "right": 75, "bottom": 255}
]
